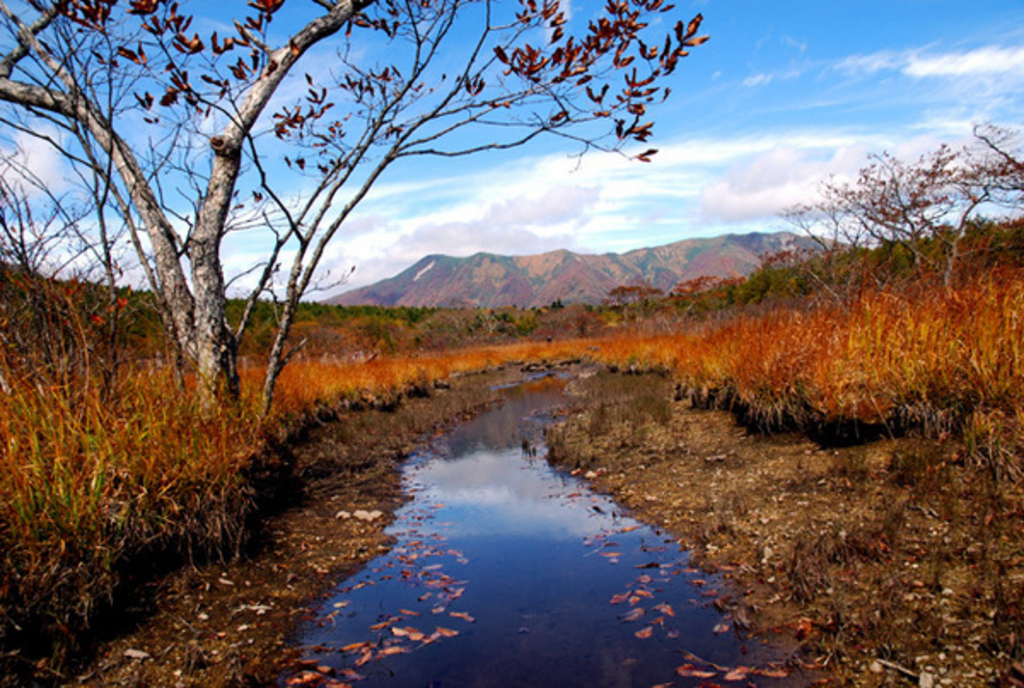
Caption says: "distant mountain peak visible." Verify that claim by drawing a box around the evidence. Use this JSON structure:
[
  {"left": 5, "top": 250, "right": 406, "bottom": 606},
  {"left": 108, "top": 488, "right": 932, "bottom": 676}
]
[{"left": 327, "top": 231, "right": 815, "bottom": 309}]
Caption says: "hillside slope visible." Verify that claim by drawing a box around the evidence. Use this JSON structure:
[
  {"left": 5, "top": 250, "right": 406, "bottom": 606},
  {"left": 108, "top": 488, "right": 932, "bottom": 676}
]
[{"left": 329, "top": 232, "right": 813, "bottom": 308}]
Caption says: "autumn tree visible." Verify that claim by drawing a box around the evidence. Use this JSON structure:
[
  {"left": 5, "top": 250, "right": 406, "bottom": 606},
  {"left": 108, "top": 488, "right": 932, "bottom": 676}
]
[
  {"left": 0, "top": 0, "right": 708, "bottom": 411},
  {"left": 785, "top": 126, "right": 1024, "bottom": 291}
]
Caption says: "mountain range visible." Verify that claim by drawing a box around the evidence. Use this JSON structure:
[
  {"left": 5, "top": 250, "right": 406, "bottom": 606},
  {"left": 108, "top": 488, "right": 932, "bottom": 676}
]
[{"left": 327, "top": 231, "right": 814, "bottom": 309}]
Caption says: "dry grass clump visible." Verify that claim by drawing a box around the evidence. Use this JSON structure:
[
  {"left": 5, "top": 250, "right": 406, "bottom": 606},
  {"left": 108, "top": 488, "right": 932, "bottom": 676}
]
[{"left": 0, "top": 369, "right": 263, "bottom": 656}]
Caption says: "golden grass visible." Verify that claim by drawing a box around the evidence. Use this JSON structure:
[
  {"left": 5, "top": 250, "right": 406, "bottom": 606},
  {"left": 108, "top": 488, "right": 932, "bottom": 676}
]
[
  {"left": 3, "top": 273, "right": 1021, "bottom": 656},
  {"left": 588, "top": 273, "right": 1024, "bottom": 452},
  {"left": 0, "top": 339, "right": 586, "bottom": 649}
]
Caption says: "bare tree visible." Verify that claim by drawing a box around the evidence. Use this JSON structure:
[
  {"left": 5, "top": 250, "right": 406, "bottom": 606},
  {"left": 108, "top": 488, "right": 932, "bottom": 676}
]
[{"left": 0, "top": 0, "right": 708, "bottom": 411}]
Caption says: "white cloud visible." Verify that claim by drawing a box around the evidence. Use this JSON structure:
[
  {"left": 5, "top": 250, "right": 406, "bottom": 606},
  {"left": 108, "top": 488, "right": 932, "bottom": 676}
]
[
  {"left": 700, "top": 144, "right": 865, "bottom": 222},
  {"left": 1, "top": 127, "right": 69, "bottom": 196},
  {"left": 905, "top": 45, "right": 1024, "bottom": 78},
  {"left": 837, "top": 50, "right": 903, "bottom": 75},
  {"left": 840, "top": 44, "right": 1024, "bottom": 80}
]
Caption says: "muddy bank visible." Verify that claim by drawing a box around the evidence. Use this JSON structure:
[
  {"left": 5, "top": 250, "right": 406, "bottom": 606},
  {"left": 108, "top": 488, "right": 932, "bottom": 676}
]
[
  {"left": 49, "top": 367, "right": 524, "bottom": 687},
  {"left": 545, "top": 369, "right": 1024, "bottom": 686}
]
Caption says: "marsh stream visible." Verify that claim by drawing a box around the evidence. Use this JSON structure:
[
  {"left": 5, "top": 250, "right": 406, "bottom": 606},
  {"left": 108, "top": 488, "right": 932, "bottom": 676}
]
[{"left": 280, "top": 375, "right": 798, "bottom": 687}]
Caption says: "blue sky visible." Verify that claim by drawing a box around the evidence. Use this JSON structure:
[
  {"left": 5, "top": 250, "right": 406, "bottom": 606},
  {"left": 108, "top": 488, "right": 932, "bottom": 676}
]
[
  {"left": 5, "top": 1, "right": 1023, "bottom": 296},
  {"left": 300, "top": 0, "right": 1024, "bottom": 295}
]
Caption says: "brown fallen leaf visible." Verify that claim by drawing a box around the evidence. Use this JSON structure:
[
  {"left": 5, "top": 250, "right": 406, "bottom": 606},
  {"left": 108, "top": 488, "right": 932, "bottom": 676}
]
[
  {"left": 377, "top": 646, "right": 410, "bottom": 658},
  {"left": 621, "top": 607, "right": 645, "bottom": 622},
  {"left": 285, "top": 671, "right": 323, "bottom": 685},
  {"left": 724, "top": 666, "right": 750, "bottom": 681},
  {"left": 675, "top": 664, "right": 717, "bottom": 678},
  {"left": 391, "top": 626, "right": 426, "bottom": 641},
  {"left": 434, "top": 627, "right": 459, "bottom": 638},
  {"left": 653, "top": 602, "right": 675, "bottom": 617},
  {"left": 634, "top": 626, "right": 654, "bottom": 639},
  {"left": 609, "top": 592, "right": 630, "bottom": 605},
  {"left": 450, "top": 611, "right": 475, "bottom": 622}
]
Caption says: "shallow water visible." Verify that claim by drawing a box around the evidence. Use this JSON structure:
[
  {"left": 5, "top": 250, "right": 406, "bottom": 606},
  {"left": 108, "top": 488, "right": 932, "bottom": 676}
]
[{"left": 282, "top": 376, "right": 799, "bottom": 687}]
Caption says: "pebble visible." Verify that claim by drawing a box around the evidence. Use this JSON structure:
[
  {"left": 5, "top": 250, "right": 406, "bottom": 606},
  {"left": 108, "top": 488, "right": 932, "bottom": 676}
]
[{"left": 919, "top": 671, "right": 935, "bottom": 688}]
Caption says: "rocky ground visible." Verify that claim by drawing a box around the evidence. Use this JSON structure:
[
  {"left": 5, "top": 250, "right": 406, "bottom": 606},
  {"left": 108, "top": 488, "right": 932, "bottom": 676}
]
[
  {"left": 545, "top": 368, "right": 1024, "bottom": 687},
  {"left": 34, "top": 365, "right": 1024, "bottom": 686}
]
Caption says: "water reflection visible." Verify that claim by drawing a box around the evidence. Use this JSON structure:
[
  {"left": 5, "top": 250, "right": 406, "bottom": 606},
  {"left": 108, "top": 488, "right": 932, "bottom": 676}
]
[{"left": 282, "top": 376, "right": 800, "bottom": 687}]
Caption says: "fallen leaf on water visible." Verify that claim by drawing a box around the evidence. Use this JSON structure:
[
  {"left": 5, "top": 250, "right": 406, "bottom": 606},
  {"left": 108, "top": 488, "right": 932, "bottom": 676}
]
[
  {"left": 340, "top": 641, "right": 371, "bottom": 653},
  {"left": 753, "top": 666, "right": 791, "bottom": 678},
  {"left": 634, "top": 626, "right": 654, "bottom": 639},
  {"left": 337, "top": 668, "right": 365, "bottom": 681},
  {"left": 621, "top": 608, "right": 645, "bottom": 622},
  {"left": 653, "top": 603, "right": 675, "bottom": 617},
  {"left": 450, "top": 611, "right": 475, "bottom": 622},
  {"left": 600, "top": 552, "right": 624, "bottom": 558},
  {"left": 377, "top": 646, "right": 410, "bottom": 658},
  {"left": 712, "top": 622, "right": 731, "bottom": 634},
  {"left": 434, "top": 627, "right": 459, "bottom": 638},
  {"left": 634, "top": 589, "right": 654, "bottom": 599},
  {"left": 391, "top": 626, "right": 424, "bottom": 641},
  {"left": 675, "top": 664, "right": 717, "bottom": 678},
  {"left": 619, "top": 525, "right": 641, "bottom": 534},
  {"left": 609, "top": 592, "right": 630, "bottom": 605},
  {"left": 286, "top": 672, "right": 325, "bottom": 685},
  {"left": 724, "top": 666, "right": 750, "bottom": 681},
  {"left": 399, "top": 608, "right": 421, "bottom": 617}
]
